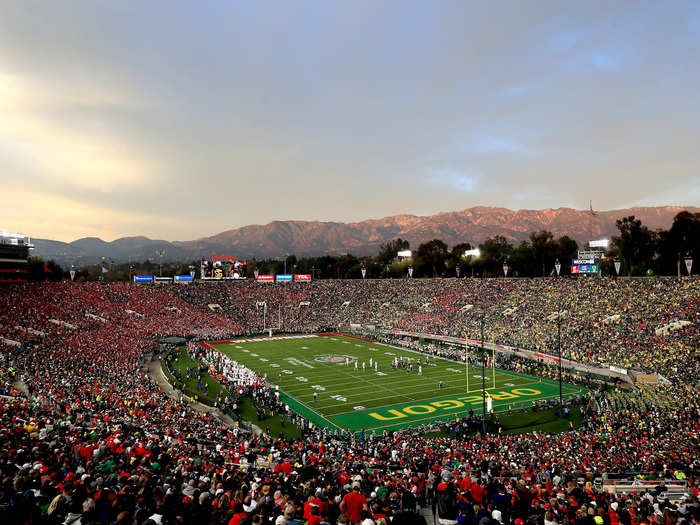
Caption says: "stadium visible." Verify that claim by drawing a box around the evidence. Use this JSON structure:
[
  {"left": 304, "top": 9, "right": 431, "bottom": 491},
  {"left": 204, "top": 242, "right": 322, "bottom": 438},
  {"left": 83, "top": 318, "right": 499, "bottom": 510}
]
[
  {"left": 1, "top": 264, "right": 698, "bottom": 524},
  {"left": 2, "top": 2, "right": 700, "bottom": 524}
]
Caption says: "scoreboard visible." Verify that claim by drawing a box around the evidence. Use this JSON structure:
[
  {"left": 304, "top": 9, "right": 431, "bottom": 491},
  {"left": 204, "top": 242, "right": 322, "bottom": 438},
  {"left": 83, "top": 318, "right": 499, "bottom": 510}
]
[{"left": 571, "top": 258, "right": 599, "bottom": 275}]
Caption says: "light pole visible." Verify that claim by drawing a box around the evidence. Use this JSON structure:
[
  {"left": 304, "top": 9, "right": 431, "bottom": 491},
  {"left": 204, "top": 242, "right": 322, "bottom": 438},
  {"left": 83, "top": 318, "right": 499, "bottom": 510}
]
[
  {"left": 259, "top": 301, "right": 267, "bottom": 332},
  {"left": 480, "top": 314, "right": 487, "bottom": 434},
  {"left": 557, "top": 300, "right": 563, "bottom": 415},
  {"left": 156, "top": 249, "right": 165, "bottom": 277}
]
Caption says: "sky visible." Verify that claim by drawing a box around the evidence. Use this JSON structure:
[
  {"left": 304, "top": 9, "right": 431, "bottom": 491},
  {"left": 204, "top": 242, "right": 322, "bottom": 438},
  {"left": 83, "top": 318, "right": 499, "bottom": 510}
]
[{"left": 1, "top": 0, "right": 699, "bottom": 242}]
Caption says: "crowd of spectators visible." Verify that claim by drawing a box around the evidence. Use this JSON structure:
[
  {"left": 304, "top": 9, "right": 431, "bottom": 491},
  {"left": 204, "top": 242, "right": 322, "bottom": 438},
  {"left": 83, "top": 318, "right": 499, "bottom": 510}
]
[
  {"left": 0, "top": 278, "right": 697, "bottom": 524},
  {"left": 172, "top": 277, "right": 700, "bottom": 383}
]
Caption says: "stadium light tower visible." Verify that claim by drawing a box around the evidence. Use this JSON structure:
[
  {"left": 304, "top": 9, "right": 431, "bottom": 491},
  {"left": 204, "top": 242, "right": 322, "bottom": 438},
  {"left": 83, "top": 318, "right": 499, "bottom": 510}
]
[
  {"left": 156, "top": 249, "right": 165, "bottom": 277},
  {"left": 557, "top": 300, "right": 563, "bottom": 415},
  {"left": 463, "top": 248, "right": 480, "bottom": 278},
  {"left": 480, "top": 314, "right": 487, "bottom": 434}
]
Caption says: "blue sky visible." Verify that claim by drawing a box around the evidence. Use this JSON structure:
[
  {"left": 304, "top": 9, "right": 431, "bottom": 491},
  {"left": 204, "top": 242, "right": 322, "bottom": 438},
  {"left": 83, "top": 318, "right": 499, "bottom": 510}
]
[{"left": 1, "top": 0, "right": 699, "bottom": 241}]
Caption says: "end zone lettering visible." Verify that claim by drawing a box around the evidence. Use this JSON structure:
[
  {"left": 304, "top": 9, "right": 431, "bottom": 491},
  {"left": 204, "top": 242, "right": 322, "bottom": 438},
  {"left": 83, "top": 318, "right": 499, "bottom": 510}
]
[{"left": 366, "top": 387, "right": 543, "bottom": 421}]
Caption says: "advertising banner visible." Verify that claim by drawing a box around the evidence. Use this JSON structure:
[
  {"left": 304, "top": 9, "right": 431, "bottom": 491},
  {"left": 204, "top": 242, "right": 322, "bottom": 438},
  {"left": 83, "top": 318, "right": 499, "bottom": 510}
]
[
  {"left": 256, "top": 274, "right": 274, "bottom": 281},
  {"left": 294, "top": 274, "right": 312, "bottom": 281},
  {"left": 174, "top": 275, "right": 193, "bottom": 282},
  {"left": 276, "top": 274, "right": 293, "bottom": 281},
  {"left": 134, "top": 275, "right": 154, "bottom": 282}
]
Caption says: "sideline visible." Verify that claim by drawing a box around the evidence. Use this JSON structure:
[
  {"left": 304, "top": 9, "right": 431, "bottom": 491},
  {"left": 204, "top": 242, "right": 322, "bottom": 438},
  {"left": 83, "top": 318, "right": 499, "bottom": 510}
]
[{"left": 147, "top": 356, "right": 263, "bottom": 435}]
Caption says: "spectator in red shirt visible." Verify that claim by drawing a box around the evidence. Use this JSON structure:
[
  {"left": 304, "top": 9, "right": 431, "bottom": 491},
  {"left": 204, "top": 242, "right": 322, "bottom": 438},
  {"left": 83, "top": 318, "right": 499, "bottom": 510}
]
[{"left": 340, "top": 482, "right": 369, "bottom": 525}]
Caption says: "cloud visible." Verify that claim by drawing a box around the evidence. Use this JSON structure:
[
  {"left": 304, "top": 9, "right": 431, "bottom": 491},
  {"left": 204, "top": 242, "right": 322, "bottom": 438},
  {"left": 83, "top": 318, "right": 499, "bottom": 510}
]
[
  {"left": 427, "top": 169, "right": 480, "bottom": 192},
  {"left": 0, "top": 1, "right": 698, "bottom": 242},
  {"left": 0, "top": 72, "right": 158, "bottom": 193}
]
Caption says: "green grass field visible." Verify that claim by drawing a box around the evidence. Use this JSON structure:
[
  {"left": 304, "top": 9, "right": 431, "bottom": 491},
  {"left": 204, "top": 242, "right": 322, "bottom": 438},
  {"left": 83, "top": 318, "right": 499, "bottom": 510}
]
[{"left": 203, "top": 334, "right": 585, "bottom": 433}]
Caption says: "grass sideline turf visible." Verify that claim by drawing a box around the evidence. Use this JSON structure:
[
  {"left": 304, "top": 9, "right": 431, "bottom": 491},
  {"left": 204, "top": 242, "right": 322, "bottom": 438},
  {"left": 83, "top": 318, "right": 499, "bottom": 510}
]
[{"left": 204, "top": 334, "right": 586, "bottom": 434}]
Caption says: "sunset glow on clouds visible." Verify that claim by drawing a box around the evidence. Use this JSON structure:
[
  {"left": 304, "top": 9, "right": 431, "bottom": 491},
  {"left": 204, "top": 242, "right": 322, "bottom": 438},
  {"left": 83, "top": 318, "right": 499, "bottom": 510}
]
[{"left": 1, "top": 1, "right": 699, "bottom": 241}]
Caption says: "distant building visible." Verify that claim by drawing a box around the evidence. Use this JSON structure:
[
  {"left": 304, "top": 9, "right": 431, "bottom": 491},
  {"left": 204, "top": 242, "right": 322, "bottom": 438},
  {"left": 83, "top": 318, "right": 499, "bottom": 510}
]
[{"left": 0, "top": 231, "right": 34, "bottom": 283}]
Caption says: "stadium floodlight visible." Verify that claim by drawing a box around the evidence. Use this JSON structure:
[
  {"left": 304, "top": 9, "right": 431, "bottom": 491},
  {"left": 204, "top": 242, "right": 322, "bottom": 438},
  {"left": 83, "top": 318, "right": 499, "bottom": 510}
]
[{"left": 589, "top": 239, "right": 610, "bottom": 249}]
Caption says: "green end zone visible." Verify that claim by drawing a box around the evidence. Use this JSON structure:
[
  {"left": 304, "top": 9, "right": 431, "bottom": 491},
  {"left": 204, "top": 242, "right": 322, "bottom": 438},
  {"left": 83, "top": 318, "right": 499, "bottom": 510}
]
[{"left": 205, "top": 334, "right": 585, "bottom": 434}]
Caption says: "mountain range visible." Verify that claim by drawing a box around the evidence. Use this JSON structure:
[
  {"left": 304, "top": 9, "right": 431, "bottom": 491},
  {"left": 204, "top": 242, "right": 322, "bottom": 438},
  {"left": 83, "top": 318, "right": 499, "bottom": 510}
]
[{"left": 31, "top": 206, "right": 697, "bottom": 267}]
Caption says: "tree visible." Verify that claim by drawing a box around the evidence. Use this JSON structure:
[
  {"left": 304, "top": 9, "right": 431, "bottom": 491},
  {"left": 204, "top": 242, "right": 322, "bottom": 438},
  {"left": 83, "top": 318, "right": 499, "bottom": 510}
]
[
  {"left": 612, "top": 216, "right": 658, "bottom": 276},
  {"left": 478, "top": 236, "right": 513, "bottom": 276},
  {"left": 509, "top": 241, "right": 537, "bottom": 277},
  {"left": 656, "top": 211, "right": 700, "bottom": 275},
  {"left": 530, "top": 230, "right": 558, "bottom": 276},
  {"left": 27, "top": 256, "right": 46, "bottom": 282},
  {"left": 415, "top": 239, "right": 449, "bottom": 277},
  {"left": 555, "top": 236, "right": 578, "bottom": 275},
  {"left": 45, "top": 260, "right": 64, "bottom": 282},
  {"left": 448, "top": 242, "right": 472, "bottom": 277},
  {"left": 375, "top": 238, "right": 410, "bottom": 266}
]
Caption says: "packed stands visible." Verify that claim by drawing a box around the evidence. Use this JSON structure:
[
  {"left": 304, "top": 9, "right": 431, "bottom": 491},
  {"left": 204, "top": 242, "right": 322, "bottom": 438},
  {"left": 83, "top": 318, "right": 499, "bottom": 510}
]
[{"left": 0, "top": 278, "right": 698, "bottom": 524}]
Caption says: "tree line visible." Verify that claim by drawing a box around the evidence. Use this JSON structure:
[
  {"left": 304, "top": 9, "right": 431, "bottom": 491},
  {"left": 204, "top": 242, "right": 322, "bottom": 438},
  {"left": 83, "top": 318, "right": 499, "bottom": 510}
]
[{"left": 27, "top": 210, "right": 699, "bottom": 281}]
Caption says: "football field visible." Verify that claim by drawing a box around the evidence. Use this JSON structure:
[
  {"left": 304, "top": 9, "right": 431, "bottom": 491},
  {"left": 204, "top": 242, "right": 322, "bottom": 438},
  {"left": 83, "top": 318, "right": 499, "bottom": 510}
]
[{"left": 204, "top": 334, "right": 585, "bottom": 433}]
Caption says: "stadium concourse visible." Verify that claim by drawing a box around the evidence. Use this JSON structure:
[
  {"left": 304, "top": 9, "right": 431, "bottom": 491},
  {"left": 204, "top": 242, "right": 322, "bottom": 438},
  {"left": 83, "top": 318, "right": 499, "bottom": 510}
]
[{"left": 0, "top": 279, "right": 698, "bottom": 524}]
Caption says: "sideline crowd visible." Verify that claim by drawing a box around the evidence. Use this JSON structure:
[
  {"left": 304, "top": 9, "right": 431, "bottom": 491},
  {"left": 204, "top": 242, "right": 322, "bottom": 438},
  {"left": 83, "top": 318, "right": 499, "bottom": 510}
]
[{"left": 0, "top": 279, "right": 697, "bottom": 524}]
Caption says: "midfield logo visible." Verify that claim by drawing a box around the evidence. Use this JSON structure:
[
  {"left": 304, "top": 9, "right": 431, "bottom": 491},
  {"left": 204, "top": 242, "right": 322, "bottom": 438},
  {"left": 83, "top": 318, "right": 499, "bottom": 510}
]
[{"left": 314, "top": 354, "right": 357, "bottom": 364}]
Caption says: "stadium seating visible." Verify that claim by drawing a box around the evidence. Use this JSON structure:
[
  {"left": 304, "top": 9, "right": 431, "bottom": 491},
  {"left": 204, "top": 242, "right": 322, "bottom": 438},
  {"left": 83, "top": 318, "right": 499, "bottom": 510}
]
[{"left": 0, "top": 279, "right": 697, "bottom": 524}]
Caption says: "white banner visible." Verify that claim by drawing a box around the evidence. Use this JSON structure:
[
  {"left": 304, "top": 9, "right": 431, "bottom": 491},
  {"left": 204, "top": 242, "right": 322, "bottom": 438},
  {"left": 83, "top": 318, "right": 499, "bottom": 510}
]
[
  {"left": 614, "top": 261, "right": 621, "bottom": 275},
  {"left": 361, "top": 267, "right": 366, "bottom": 278},
  {"left": 70, "top": 270, "right": 76, "bottom": 281},
  {"left": 685, "top": 258, "right": 693, "bottom": 275}
]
